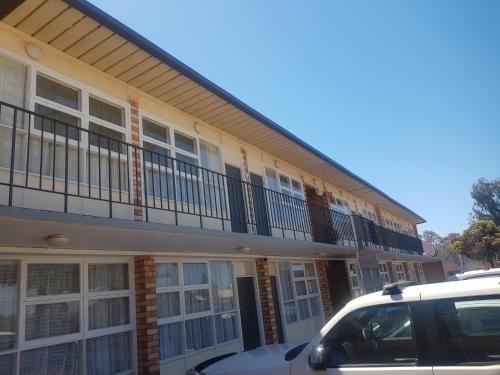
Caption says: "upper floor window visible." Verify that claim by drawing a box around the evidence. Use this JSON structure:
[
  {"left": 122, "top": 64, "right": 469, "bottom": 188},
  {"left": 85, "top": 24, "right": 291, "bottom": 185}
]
[
  {"left": 265, "top": 167, "right": 303, "bottom": 199},
  {"left": 36, "top": 74, "right": 79, "bottom": 110},
  {"left": 330, "top": 197, "right": 350, "bottom": 215},
  {"left": 89, "top": 96, "right": 124, "bottom": 127}
]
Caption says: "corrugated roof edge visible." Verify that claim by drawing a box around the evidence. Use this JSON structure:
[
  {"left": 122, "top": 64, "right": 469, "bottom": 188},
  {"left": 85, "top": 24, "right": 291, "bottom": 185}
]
[{"left": 63, "top": 0, "right": 425, "bottom": 224}]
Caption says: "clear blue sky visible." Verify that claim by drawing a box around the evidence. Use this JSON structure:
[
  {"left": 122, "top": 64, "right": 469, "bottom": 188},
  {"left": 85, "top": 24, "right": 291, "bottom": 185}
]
[{"left": 91, "top": 0, "right": 500, "bottom": 235}]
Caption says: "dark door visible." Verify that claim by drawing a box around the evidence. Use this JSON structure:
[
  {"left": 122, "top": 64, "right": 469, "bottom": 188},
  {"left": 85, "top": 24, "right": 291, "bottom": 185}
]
[
  {"left": 225, "top": 164, "right": 247, "bottom": 233},
  {"left": 305, "top": 186, "right": 334, "bottom": 244},
  {"left": 270, "top": 275, "right": 285, "bottom": 343},
  {"left": 250, "top": 173, "right": 271, "bottom": 236},
  {"left": 237, "top": 276, "right": 261, "bottom": 350}
]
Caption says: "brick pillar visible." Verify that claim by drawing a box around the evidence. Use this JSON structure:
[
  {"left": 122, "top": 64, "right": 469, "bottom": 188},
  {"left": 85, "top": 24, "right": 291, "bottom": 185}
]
[
  {"left": 387, "top": 261, "right": 395, "bottom": 282},
  {"left": 412, "top": 224, "right": 419, "bottom": 237},
  {"left": 134, "top": 256, "right": 160, "bottom": 375},
  {"left": 315, "top": 260, "right": 334, "bottom": 320},
  {"left": 374, "top": 207, "right": 384, "bottom": 227},
  {"left": 255, "top": 258, "right": 279, "bottom": 345},
  {"left": 129, "top": 98, "right": 143, "bottom": 221}
]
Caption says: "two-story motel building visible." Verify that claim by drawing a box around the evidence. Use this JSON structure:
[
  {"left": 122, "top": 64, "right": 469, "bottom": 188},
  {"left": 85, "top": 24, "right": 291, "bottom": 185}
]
[{"left": 0, "top": 1, "right": 446, "bottom": 374}]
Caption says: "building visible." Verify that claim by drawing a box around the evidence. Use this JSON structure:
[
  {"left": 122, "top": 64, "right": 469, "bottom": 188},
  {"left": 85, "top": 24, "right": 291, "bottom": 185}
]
[{"left": 0, "top": 1, "right": 446, "bottom": 374}]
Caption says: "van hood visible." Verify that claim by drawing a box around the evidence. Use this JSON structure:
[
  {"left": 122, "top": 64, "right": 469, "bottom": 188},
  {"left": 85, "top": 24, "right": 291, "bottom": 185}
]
[{"left": 200, "top": 343, "right": 297, "bottom": 375}]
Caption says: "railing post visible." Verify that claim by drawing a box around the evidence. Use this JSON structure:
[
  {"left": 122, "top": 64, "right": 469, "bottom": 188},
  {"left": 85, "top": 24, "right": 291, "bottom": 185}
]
[
  {"left": 64, "top": 125, "right": 69, "bottom": 213},
  {"left": 8, "top": 108, "right": 17, "bottom": 206}
]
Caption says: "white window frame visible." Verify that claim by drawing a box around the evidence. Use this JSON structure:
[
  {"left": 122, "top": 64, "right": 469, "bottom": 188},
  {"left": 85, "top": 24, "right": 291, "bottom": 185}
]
[
  {"left": 330, "top": 196, "right": 350, "bottom": 215},
  {"left": 392, "top": 262, "right": 406, "bottom": 281},
  {"left": 0, "top": 255, "right": 136, "bottom": 375},
  {"left": 417, "top": 263, "right": 426, "bottom": 283},
  {"left": 379, "top": 262, "right": 391, "bottom": 284},
  {"left": 346, "top": 261, "right": 363, "bottom": 298},
  {"left": 155, "top": 258, "right": 241, "bottom": 363},
  {"left": 407, "top": 263, "right": 418, "bottom": 282},
  {"left": 276, "top": 261, "right": 323, "bottom": 326}
]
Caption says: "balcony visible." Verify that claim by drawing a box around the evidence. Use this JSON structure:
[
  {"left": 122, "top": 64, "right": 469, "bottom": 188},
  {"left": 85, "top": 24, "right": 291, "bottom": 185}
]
[{"left": 0, "top": 101, "right": 423, "bottom": 255}]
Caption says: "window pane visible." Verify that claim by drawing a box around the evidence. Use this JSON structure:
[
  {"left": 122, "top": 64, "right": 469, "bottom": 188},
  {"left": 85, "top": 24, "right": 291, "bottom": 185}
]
[
  {"left": 183, "top": 263, "right": 208, "bottom": 285},
  {"left": 279, "top": 175, "right": 290, "bottom": 189},
  {"left": 291, "top": 179, "right": 301, "bottom": 192},
  {"left": 292, "top": 263, "right": 305, "bottom": 278},
  {"left": 143, "top": 118, "right": 169, "bottom": 143},
  {"left": 88, "top": 263, "right": 129, "bottom": 292},
  {"left": 89, "top": 122, "right": 125, "bottom": 153},
  {"left": 159, "top": 322, "right": 183, "bottom": 360},
  {"left": 283, "top": 301, "right": 297, "bottom": 324},
  {"left": 0, "top": 353, "right": 15, "bottom": 375},
  {"left": 86, "top": 332, "right": 131, "bottom": 375},
  {"left": 89, "top": 97, "right": 123, "bottom": 127},
  {"left": 175, "top": 132, "right": 196, "bottom": 154},
  {"left": 88, "top": 297, "right": 130, "bottom": 330},
  {"left": 278, "top": 262, "right": 294, "bottom": 301},
  {"left": 305, "top": 263, "right": 316, "bottom": 277},
  {"left": 186, "top": 316, "right": 214, "bottom": 351},
  {"left": 298, "top": 299, "right": 311, "bottom": 320},
  {"left": 27, "top": 264, "right": 79, "bottom": 297},
  {"left": 143, "top": 141, "right": 171, "bottom": 160},
  {"left": 436, "top": 297, "right": 500, "bottom": 365},
  {"left": 322, "top": 304, "right": 416, "bottom": 367},
  {"left": 215, "top": 312, "right": 238, "bottom": 344},
  {"left": 0, "top": 261, "right": 17, "bottom": 351},
  {"left": 210, "top": 261, "right": 234, "bottom": 312},
  {"left": 310, "top": 296, "right": 322, "bottom": 316},
  {"left": 307, "top": 280, "right": 318, "bottom": 294},
  {"left": 265, "top": 168, "right": 278, "bottom": 191},
  {"left": 20, "top": 341, "right": 81, "bottom": 375},
  {"left": 36, "top": 75, "right": 79, "bottom": 110},
  {"left": 200, "top": 141, "right": 222, "bottom": 172},
  {"left": 156, "top": 263, "right": 179, "bottom": 288},
  {"left": 25, "top": 301, "right": 80, "bottom": 340},
  {"left": 184, "top": 289, "right": 210, "bottom": 314},
  {"left": 295, "top": 281, "right": 307, "bottom": 296},
  {"left": 34, "top": 104, "right": 80, "bottom": 140},
  {"left": 157, "top": 292, "right": 181, "bottom": 319},
  {"left": 175, "top": 152, "right": 198, "bottom": 167}
]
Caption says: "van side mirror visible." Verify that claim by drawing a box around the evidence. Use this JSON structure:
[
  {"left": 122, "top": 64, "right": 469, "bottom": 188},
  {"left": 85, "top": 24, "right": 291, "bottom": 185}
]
[{"left": 308, "top": 344, "right": 326, "bottom": 371}]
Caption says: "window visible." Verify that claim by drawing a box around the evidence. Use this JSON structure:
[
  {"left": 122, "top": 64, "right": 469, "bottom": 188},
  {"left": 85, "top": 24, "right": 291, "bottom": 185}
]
[
  {"left": 379, "top": 263, "right": 390, "bottom": 284},
  {"left": 0, "top": 259, "right": 134, "bottom": 375},
  {"left": 416, "top": 263, "right": 425, "bottom": 283},
  {"left": 392, "top": 263, "right": 406, "bottom": 281},
  {"left": 436, "top": 296, "right": 500, "bottom": 365},
  {"left": 36, "top": 74, "right": 79, "bottom": 110},
  {"left": 156, "top": 260, "right": 239, "bottom": 361},
  {"left": 322, "top": 303, "right": 417, "bottom": 367},
  {"left": 330, "top": 197, "right": 350, "bottom": 215},
  {"left": 346, "top": 262, "right": 363, "bottom": 298},
  {"left": 278, "top": 261, "right": 322, "bottom": 325},
  {"left": 407, "top": 263, "right": 418, "bottom": 282},
  {"left": 265, "top": 168, "right": 305, "bottom": 229},
  {"left": 89, "top": 96, "right": 123, "bottom": 127}
]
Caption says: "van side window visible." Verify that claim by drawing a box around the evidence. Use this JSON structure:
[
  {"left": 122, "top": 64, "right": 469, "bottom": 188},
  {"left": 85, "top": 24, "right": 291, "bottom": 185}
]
[
  {"left": 321, "top": 303, "right": 417, "bottom": 367},
  {"left": 435, "top": 296, "right": 500, "bottom": 365}
]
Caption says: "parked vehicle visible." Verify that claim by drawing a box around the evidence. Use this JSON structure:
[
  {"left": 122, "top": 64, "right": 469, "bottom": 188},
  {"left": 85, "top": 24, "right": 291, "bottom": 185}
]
[
  {"left": 448, "top": 267, "right": 500, "bottom": 281},
  {"left": 191, "top": 278, "right": 500, "bottom": 375}
]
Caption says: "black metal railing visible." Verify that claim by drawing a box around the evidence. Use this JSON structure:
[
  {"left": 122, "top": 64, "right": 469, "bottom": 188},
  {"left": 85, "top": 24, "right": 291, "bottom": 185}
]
[{"left": 0, "top": 101, "right": 423, "bottom": 255}]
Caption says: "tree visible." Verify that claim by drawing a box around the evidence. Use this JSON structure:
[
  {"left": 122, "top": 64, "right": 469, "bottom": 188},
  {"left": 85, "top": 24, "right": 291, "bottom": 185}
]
[
  {"left": 451, "top": 220, "right": 500, "bottom": 266},
  {"left": 471, "top": 178, "right": 500, "bottom": 225}
]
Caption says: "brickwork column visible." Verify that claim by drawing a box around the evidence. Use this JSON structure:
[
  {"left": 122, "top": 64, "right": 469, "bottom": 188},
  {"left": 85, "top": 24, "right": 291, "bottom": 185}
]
[
  {"left": 129, "top": 98, "right": 143, "bottom": 221},
  {"left": 315, "top": 260, "right": 334, "bottom": 320},
  {"left": 134, "top": 256, "right": 160, "bottom": 375},
  {"left": 255, "top": 258, "right": 279, "bottom": 344}
]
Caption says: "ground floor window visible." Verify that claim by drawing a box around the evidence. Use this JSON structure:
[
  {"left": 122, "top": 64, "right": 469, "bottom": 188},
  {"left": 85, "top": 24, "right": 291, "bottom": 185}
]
[
  {"left": 0, "top": 257, "right": 135, "bottom": 375},
  {"left": 277, "top": 261, "right": 322, "bottom": 324},
  {"left": 379, "top": 263, "right": 390, "bottom": 284},
  {"left": 406, "top": 263, "right": 418, "bottom": 282},
  {"left": 155, "top": 260, "right": 239, "bottom": 362},
  {"left": 392, "top": 263, "right": 406, "bottom": 281},
  {"left": 416, "top": 263, "right": 425, "bottom": 283},
  {"left": 346, "top": 261, "right": 363, "bottom": 298}
]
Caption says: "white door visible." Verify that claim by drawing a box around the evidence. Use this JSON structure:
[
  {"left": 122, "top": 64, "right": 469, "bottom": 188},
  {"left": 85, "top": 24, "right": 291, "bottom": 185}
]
[
  {"left": 293, "top": 303, "right": 432, "bottom": 375},
  {"left": 432, "top": 295, "right": 500, "bottom": 375}
]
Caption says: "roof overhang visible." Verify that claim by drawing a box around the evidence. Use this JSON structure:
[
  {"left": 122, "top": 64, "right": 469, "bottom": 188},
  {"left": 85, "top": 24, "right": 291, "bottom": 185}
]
[{"left": 0, "top": 0, "right": 425, "bottom": 224}]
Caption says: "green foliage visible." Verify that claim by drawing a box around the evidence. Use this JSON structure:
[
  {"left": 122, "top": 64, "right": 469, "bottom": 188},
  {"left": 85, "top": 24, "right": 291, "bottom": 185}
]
[
  {"left": 451, "top": 220, "right": 500, "bottom": 266},
  {"left": 471, "top": 178, "right": 500, "bottom": 225}
]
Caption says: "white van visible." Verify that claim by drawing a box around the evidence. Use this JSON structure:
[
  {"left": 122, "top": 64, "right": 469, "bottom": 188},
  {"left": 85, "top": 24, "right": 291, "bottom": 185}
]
[{"left": 191, "top": 278, "right": 500, "bottom": 375}]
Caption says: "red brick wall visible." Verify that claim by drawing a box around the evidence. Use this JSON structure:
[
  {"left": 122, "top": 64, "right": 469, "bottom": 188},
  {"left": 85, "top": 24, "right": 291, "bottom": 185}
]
[
  {"left": 315, "top": 260, "right": 334, "bottom": 320},
  {"left": 255, "top": 258, "right": 278, "bottom": 344},
  {"left": 134, "top": 256, "right": 160, "bottom": 375},
  {"left": 129, "top": 98, "right": 143, "bottom": 221}
]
